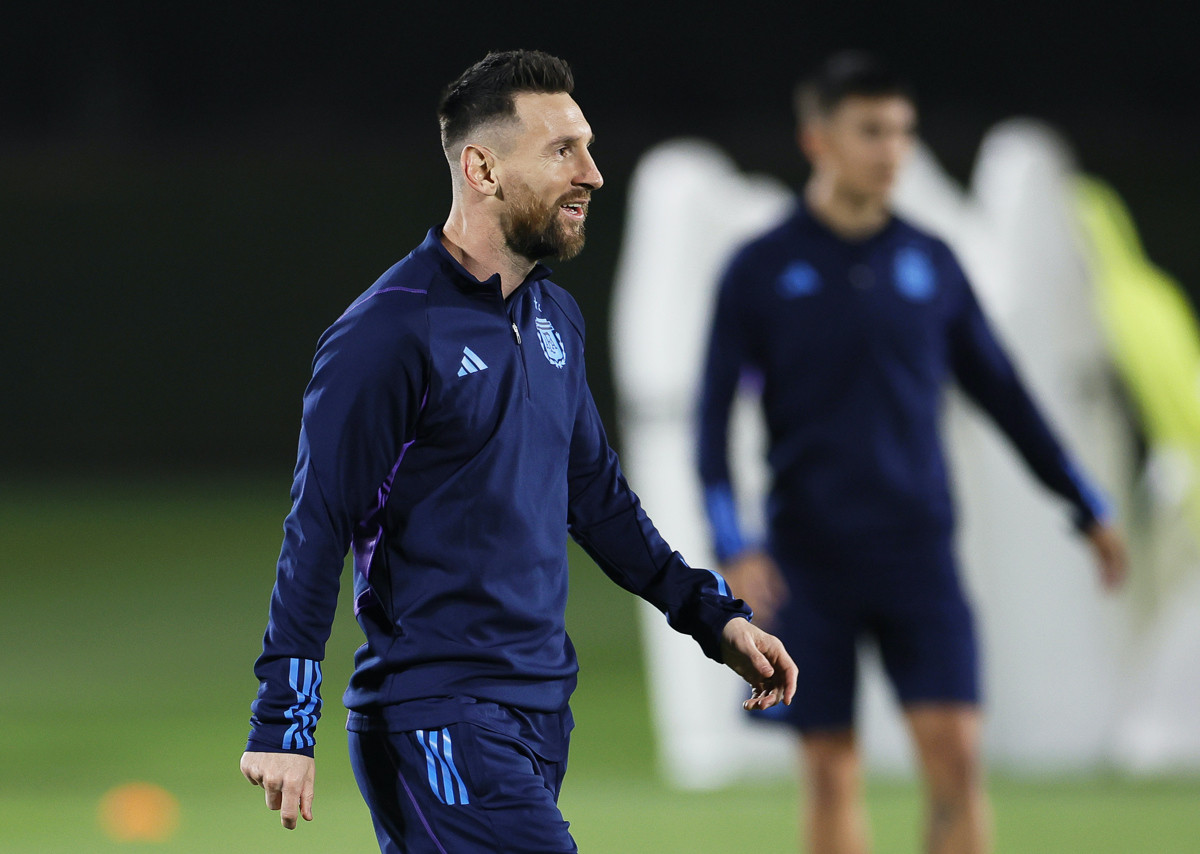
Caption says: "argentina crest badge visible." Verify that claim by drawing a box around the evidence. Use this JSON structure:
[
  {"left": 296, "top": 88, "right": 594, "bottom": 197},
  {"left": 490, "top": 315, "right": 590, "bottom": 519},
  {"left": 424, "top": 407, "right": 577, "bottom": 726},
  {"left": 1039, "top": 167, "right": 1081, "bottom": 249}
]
[
  {"left": 893, "top": 246, "right": 937, "bottom": 301},
  {"left": 535, "top": 317, "right": 567, "bottom": 368},
  {"left": 777, "top": 260, "right": 822, "bottom": 298}
]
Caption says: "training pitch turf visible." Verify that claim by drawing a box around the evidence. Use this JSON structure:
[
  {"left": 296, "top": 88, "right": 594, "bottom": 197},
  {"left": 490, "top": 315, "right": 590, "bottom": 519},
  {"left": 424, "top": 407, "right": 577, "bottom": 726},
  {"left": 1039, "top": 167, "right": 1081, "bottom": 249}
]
[{"left": 1, "top": 477, "right": 1197, "bottom": 853}]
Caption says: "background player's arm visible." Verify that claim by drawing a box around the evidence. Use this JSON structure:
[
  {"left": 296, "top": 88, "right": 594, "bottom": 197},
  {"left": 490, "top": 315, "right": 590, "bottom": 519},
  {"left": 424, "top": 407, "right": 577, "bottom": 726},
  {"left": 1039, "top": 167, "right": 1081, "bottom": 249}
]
[
  {"left": 1084, "top": 523, "right": 1127, "bottom": 590},
  {"left": 697, "top": 259, "right": 754, "bottom": 564},
  {"left": 720, "top": 549, "right": 789, "bottom": 631},
  {"left": 946, "top": 261, "right": 1128, "bottom": 589},
  {"left": 696, "top": 257, "right": 790, "bottom": 622}
]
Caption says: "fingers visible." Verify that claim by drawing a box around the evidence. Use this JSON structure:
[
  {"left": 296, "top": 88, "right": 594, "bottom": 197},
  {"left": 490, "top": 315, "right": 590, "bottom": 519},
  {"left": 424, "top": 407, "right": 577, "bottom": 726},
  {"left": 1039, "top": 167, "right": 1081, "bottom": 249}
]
[
  {"left": 1104, "top": 544, "right": 1123, "bottom": 590},
  {"left": 741, "top": 672, "right": 795, "bottom": 711},
  {"left": 265, "top": 782, "right": 283, "bottom": 812},
  {"left": 264, "top": 775, "right": 303, "bottom": 829},
  {"left": 1098, "top": 545, "right": 1127, "bottom": 591},
  {"left": 1100, "top": 557, "right": 1117, "bottom": 590},
  {"left": 721, "top": 618, "right": 799, "bottom": 713},
  {"left": 279, "top": 777, "right": 302, "bottom": 829},
  {"left": 301, "top": 775, "right": 315, "bottom": 823},
  {"left": 1088, "top": 524, "right": 1129, "bottom": 592},
  {"left": 276, "top": 769, "right": 315, "bottom": 829},
  {"left": 241, "top": 752, "right": 315, "bottom": 830},
  {"left": 757, "top": 591, "right": 787, "bottom": 631},
  {"left": 742, "top": 685, "right": 782, "bottom": 711},
  {"left": 764, "top": 632, "right": 797, "bottom": 705},
  {"left": 241, "top": 754, "right": 260, "bottom": 786},
  {"left": 723, "top": 552, "right": 790, "bottom": 631},
  {"left": 755, "top": 639, "right": 798, "bottom": 710},
  {"left": 747, "top": 578, "right": 788, "bottom": 631},
  {"left": 780, "top": 646, "right": 798, "bottom": 705},
  {"left": 741, "top": 672, "right": 791, "bottom": 711},
  {"left": 1105, "top": 557, "right": 1129, "bottom": 591}
]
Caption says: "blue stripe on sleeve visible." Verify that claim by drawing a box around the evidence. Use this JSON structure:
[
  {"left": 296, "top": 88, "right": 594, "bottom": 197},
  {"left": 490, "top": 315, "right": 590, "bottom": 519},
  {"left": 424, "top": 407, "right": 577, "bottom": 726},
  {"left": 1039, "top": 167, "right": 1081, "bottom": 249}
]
[
  {"left": 704, "top": 483, "right": 747, "bottom": 563},
  {"left": 706, "top": 568, "right": 731, "bottom": 598},
  {"left": 282, "top": 659, "right": 322, "bottom": 750},
  {"left": 1065, "top": 461, "right": 1112, "bottom": 528}
]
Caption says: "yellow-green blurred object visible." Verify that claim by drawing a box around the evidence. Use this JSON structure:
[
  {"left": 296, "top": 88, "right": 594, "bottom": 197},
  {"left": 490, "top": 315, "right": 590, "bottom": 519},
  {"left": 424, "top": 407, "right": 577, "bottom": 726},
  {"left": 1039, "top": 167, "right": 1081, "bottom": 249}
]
[
  {"left": 1074, "top": 177, "right": 1200, "bottom": 595},
  {"left": 1076, "top": 178, "right": 1200, "bottom": 445}
]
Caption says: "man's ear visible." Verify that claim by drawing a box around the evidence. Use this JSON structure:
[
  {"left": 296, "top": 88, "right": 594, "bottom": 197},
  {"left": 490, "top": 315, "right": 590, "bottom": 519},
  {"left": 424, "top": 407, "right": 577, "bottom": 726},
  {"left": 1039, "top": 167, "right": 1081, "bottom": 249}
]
[
  {"left": 460, "top": 144, "right": 500, "bottom": 197},
  {"left": 798, "top": 123, "right": 823, "bottom": 164}
]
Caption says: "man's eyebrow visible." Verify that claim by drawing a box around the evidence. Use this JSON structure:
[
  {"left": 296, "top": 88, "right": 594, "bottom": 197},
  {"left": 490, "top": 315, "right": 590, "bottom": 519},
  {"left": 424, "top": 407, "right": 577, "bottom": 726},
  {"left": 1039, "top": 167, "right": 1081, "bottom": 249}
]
[{"left": 547, "top": 132, "right": 597, "bottom": 149}]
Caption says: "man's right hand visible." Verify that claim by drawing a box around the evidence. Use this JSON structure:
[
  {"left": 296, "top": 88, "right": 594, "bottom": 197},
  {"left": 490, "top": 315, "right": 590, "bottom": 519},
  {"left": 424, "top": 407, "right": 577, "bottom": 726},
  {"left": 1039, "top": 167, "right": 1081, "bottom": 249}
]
[
  {"left": 721, "top": 549, "right": 789, "bottom": 630},
  {"left": 240, "top": 751, "right": 315, "bottom": 830}
]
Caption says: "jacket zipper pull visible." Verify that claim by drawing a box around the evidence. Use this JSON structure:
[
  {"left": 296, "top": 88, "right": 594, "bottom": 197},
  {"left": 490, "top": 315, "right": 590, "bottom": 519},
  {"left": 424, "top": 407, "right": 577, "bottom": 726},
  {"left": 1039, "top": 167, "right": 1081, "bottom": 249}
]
[{"left": 511, "top": 322, "right": 522, "bottom": 344}]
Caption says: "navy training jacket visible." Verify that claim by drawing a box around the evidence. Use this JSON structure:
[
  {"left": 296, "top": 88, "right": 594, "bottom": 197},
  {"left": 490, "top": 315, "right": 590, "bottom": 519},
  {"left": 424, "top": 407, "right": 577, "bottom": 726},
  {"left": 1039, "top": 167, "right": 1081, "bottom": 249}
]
[
  {"left": 246, "top": 229, "right": 748, "bottom": 756},
  {"left": 698, "top": 200, "right": 1109, "bottom": 563}
]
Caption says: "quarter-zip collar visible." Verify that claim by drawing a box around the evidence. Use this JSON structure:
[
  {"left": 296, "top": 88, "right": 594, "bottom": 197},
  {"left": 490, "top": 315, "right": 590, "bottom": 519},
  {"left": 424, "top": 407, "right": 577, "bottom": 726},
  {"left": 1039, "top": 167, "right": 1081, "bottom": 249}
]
[{"left": 416, "top": 227, "right": 554, "bottom": 299}]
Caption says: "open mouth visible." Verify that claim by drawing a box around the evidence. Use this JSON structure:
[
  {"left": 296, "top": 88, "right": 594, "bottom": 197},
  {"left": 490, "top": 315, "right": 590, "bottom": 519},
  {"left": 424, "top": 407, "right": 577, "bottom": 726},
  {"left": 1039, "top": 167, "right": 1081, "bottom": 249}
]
[{"left": 560, "top": 202, "right": 587, "bottom": 220}]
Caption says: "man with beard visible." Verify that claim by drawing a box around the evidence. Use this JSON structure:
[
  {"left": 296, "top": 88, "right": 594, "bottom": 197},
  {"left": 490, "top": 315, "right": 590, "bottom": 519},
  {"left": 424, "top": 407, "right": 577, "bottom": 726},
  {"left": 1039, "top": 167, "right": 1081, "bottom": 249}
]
[{"left": 239, "top": 50, "right": 797, "bottom": 853}]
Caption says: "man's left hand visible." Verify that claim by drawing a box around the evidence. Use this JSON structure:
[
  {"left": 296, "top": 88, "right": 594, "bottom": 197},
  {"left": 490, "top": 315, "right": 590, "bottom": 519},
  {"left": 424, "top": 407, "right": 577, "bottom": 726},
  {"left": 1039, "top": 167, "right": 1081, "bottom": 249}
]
[
  {"left": 1087, "top": 521, "right": 1129, "bottom": 591},
  {"left": 720, "top": 617, "right": 798, "bottom": 711}
]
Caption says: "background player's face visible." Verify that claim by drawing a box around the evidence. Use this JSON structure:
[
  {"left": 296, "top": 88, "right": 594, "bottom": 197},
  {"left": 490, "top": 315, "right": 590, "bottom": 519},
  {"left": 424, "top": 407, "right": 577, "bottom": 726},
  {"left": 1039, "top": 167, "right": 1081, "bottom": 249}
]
[
  {"left": 495, "top": 91, "right": 604, "bottom": 261},
  {"left": 806, "top": 94, "right": 917, "bottom": 202}
]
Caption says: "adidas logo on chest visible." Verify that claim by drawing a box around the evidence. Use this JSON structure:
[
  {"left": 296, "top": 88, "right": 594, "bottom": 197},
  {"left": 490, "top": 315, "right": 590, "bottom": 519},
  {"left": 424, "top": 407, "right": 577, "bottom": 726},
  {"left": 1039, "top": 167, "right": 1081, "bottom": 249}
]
[{"left": 456, "top": 346, "right": 488, "bottom": 377}]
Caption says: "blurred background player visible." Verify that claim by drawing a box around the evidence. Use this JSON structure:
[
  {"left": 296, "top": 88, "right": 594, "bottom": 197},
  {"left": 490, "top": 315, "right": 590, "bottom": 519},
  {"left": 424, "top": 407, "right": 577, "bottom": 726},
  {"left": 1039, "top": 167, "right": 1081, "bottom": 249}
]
[{"left": 696, "top": 51, "right": 1128, "bottom": 854}]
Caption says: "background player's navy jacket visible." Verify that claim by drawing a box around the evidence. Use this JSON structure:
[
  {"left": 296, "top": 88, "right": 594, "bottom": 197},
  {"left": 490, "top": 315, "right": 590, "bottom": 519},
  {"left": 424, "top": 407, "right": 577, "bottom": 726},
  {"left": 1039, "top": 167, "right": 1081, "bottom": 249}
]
[
  {"left": 699, "top": 200, "right": 1109, "bottom": 563},
  {"left": 248, "top": 229, "right": 748, "bottom": 756}
]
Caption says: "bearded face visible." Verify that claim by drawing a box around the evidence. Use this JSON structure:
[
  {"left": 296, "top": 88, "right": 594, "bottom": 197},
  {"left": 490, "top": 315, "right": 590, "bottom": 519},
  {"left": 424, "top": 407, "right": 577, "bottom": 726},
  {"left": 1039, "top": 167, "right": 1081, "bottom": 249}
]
[{"left": 500, "top": 178, "right": 589, "bottom": 262}]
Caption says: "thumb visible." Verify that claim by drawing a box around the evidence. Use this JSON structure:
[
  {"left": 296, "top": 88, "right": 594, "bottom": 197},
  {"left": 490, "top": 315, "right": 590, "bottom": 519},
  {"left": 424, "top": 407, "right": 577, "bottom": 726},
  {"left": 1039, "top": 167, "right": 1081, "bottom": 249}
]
[
  {"left": 737, "top": 630, "right": 774, "bottom": 679},
  {"left": 751, "top": 644, "right": 775, "bottom": 679}
]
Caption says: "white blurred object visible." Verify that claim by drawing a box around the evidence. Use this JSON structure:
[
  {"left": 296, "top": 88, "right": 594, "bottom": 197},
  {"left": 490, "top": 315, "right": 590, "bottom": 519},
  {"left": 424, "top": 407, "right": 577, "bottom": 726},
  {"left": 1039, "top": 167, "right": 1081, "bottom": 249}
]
[
  {"left": 611, "top": 140, "right": 795, "bottom": 787},
  {"left": 612, "top": 127, "right": 1196, "bottom": 787},
  {"left": 1114, "top": 570, "right": 1200, "bottom": 771}
]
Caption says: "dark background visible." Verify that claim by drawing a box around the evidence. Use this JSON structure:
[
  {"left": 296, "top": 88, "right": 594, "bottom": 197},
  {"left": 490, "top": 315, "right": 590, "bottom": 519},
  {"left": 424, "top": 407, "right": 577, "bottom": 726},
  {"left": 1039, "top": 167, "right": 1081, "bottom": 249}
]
[{"left": 4, "top": 2, "right": 1197, "bottom": 476}]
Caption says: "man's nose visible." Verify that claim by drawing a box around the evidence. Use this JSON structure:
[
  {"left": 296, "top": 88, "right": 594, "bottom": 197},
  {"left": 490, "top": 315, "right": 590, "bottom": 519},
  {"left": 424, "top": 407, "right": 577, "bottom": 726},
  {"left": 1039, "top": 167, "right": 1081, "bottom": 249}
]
[{"left": 575, "top": 149, "right": 603, "bottom": 190}]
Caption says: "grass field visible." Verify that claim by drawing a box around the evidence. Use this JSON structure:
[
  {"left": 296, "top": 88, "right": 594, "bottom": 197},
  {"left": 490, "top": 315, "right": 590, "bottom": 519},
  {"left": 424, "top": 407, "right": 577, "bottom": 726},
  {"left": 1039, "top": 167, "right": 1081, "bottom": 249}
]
[{"left": 2, "top": 477, "right": 1197, "bottom": 853}]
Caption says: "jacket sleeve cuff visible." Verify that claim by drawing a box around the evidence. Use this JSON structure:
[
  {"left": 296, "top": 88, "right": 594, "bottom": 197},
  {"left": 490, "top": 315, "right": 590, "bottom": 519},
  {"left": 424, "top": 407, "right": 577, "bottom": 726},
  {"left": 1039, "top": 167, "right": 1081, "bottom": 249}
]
[
  {"left": 675, "top": 575, "right": 754, "bottom": 662},
  {"left": 245, "top": 727, "right": 317, "bottom": 758}
]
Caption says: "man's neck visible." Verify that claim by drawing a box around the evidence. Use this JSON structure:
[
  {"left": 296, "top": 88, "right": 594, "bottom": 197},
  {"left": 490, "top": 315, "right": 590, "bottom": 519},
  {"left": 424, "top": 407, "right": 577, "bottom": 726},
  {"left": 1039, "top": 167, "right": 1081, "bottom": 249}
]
[
  {"left": 441, "top": 210, "right": 535, "bottom": 299},
  {"left": 804, "top": 177, "right": 891, "bottom": 242}
]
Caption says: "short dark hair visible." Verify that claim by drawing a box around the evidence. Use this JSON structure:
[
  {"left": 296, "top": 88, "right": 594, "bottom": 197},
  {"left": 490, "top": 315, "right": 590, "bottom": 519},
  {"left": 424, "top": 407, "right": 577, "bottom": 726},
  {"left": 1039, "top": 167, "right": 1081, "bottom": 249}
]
[
  {"left": 438, "top": 50, "right": 575, "bottom": 153},
  {"left": 794, "top": 51, "right": 914, "bottom": 125}
]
